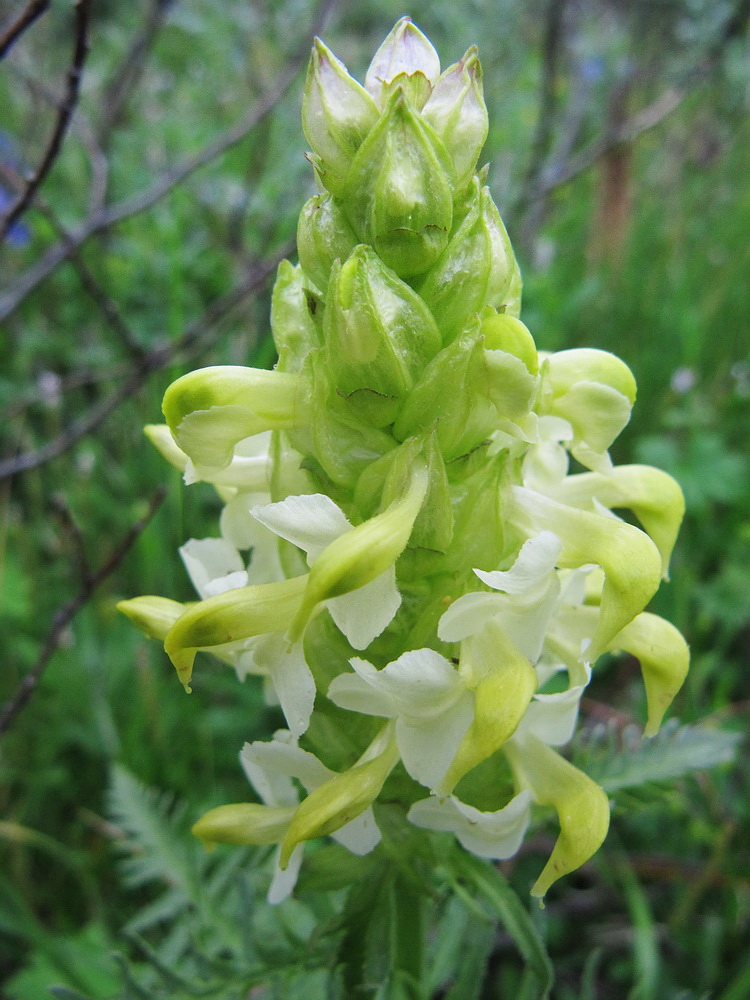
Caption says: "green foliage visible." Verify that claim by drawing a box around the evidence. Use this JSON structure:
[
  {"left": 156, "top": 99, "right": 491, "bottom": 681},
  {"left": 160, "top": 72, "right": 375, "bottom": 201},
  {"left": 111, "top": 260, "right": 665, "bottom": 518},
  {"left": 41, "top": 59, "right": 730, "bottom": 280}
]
[{"left": 2, "top": 0, "right": 750, "bottom": 997}]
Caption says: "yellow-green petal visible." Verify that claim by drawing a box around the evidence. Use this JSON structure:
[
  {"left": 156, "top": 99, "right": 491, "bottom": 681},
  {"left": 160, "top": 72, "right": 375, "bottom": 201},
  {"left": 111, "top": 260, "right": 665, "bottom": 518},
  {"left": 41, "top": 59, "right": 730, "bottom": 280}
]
[
  {"left": 439, "top": 624, "right": 537, "bottom": 795},
  {"left": 506, "top": 736, "right": 610, "bottom": 899},
  {"left": 510, "top": 486, "right": 662, "bottom": 662},
  {"left": 192, "top": 803, "right": 295, "bottom": 848},
  {"left": 117, "top": 596, "right": 186, "bottom": 641},
  {"left": 607, "top": 612, "right": 690, "bottom": 736},
  {"left": 279, "top": 726, "right": 398, "bottom": 867},
  {"left": 164, "top": 575, "right": 308, "bottom": 691}
]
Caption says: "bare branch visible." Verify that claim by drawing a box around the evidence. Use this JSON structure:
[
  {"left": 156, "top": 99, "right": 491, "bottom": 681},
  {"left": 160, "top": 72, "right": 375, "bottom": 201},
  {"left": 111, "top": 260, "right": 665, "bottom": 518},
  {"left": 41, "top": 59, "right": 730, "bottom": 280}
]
[
  {"left": 98, "top": 0, "right": 177, "bottom": 142},
  {"left": 0, "top": 0, "right": 49, "bottom": 59},
  {"left": 0, "top": 0, "right": 90, "bottom": 242},
  {"left": 0, "top": 241, "right": 292, "bottom": 481},
  {"left": 0, "top": 487, "right": 166, "bottom": 736},
  {"left": 0, "top": 0, "right": 336, "bottom": 322}
]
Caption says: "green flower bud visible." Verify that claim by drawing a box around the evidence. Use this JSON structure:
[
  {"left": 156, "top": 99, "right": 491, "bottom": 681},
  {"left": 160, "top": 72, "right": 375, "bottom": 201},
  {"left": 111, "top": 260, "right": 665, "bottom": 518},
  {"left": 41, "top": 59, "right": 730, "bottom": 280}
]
[
  {"left": 270, "top": 261, "right": 323, "bottom": 373},
  {"left": 394, "top": 322, "right": 497, "bottom": 461},
  {"left": 423, "top": 47, "right": 488, "bottom": 190},
  {"left": 324, "top": 246, "right": 442, "bottom": 426},
  {"left": 297, "top": 194, "right": 358, "bottom": 293},
  {"left": 418, "top": 183, "right": 518, "bottom": 345},
  {"left": 343, "top": 93, "right": 454, "bottom": 277},
  {"left": 364, "top": 17, "right": 440, "bottom": 110},
  {"left": 302, "top": 38, "right": 380, "bottom": 197}
]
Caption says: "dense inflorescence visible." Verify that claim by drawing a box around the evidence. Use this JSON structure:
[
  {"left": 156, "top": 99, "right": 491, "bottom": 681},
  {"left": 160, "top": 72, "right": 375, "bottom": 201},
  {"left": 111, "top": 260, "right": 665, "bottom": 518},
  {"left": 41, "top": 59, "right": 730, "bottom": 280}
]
[{"left": 120, "top": 18, "right": 688, "bottom": 904}]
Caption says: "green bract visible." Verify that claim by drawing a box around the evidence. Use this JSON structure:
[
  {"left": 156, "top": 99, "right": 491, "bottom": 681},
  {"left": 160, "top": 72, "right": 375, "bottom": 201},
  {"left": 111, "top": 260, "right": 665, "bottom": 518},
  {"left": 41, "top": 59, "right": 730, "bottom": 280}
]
[{"left": 120, "top": 17, "right": 689, "bottom": 904}]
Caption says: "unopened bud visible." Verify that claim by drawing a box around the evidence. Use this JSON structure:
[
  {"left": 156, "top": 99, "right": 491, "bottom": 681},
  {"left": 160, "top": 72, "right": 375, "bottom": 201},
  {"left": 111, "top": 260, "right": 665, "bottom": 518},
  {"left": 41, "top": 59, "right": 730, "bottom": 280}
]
[
  {"left": 423, "top": 47, "right": 488, "bottom": 189},
  {"left": 324, "top": 246, "right": 442, "bottom": 426},
  {"left": 343, "top": 93, "right": 454, "bottom": 277},
  {"left": 302, "top": 38, "right": 379, "bottom": 196},
  {"left": 297, "top": 194, "right": 358, "bottom": 293},
  {"left": 364, "top": 17, "right": 440, "bottom": 110},
  {"left": 418, "top": 183, "right": 518, "bottom": 345}
]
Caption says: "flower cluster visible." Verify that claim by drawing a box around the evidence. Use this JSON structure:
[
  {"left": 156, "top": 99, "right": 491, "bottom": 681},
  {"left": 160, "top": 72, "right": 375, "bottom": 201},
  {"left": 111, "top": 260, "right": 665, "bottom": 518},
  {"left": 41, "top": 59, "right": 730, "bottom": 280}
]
[{"left": 120, "top": 19, "right": 688, "bottom": 903}]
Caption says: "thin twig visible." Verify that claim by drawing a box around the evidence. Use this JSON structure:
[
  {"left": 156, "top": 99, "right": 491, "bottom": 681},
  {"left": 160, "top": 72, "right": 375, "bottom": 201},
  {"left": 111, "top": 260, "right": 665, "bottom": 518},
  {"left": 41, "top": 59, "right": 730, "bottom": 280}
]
[
  {"left": 97, "top": 0, "right": 177, "bottom": 143},
  {"left": 0, "top": 487, "right": 166, "bottom": 736},
  {"left": 0, "top": 0, "right": 49, "bottom": 59},
  {"left": 0, "top": 0, "right": 89, "bottom": 243},
  {"left": 50, "top": 492, "right": 92, "bottom": 580},
  {"left": 0, "top": 241, "right": 292, "bottom": 480},
  {"left": 0, "top": 0, "right": 336, "bottom": 322}
]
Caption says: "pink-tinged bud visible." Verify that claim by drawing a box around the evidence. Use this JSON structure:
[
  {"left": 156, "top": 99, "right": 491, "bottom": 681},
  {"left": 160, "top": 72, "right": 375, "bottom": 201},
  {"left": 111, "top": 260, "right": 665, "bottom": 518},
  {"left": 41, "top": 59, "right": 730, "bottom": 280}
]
[
  {"left": 364, "top": 17, "right": 440, "bottom": 110},
  {"left": 423, "top": 48, "right": 489, "bottom": 190},
  {"left": 302, "top": 38, "right": 380, "bottom": 197}
]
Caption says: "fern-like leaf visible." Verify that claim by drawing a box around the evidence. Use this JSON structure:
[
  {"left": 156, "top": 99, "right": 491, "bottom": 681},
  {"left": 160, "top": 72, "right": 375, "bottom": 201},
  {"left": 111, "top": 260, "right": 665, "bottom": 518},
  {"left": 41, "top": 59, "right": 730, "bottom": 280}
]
[{"left": 573, "top": 720, "right": 740, "bottom": 793}]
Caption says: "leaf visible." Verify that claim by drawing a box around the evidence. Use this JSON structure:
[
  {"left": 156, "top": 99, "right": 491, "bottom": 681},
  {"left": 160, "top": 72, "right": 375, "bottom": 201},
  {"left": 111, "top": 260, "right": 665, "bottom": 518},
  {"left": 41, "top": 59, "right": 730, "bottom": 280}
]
[
  {"left": 573, "top": 720, "right": 741, "bottom": 793},
  {"left": 454, "top": 852, "right": 554, "bottom": 999}
]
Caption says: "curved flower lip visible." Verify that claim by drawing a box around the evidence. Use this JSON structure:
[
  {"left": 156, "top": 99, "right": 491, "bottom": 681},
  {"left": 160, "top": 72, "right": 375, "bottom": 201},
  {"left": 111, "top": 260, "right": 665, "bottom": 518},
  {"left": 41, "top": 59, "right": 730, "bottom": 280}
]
[{"left": 408, "top": 790, "right": 532, "bottom": 859}]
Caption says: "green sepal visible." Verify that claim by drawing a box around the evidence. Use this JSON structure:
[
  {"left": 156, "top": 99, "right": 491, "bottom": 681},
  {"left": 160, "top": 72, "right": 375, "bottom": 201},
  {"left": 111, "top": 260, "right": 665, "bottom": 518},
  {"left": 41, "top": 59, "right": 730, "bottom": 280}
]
[
  {"left": 324, "top": 246, "right": 442, "bottom": 426},
  {"left": 439, "top": 623, "right": 537, "bottom": 794},
  {"left": 510, "top": 486, "right": 662, "bottom": 662},
  {"left": 394, "top": 321, "right": 497, "bottom": 461},
  {"left": 505, "top": 736, "right": 610, "bottom": 899},
  {"left": 279, "top": 725, "right": 399, "bottom": 867},
  {"left": 163, "top": 575, "right": 308, "bottom": 691},
  {"left": 306, "top": 350, "right": 397, "bottom": 487},
  {"left": 117, "top": 596, "right": 186, "bottom": 641},
  {"left": 417, "top": 182, "right": 517, "bottom": 345},
  {"left": 270, "top": 261, "right": 323, "bottom": 373},
  {"left": 162, "top": 366, "right": 302, "bottom": 472},
  {"left": 607, "top": 612, "right": 690, "bottom": 736},
  {"left": 297, "top": 194, "right": 358, "bottom": 293},
  {"left": 343, "top": 92, "right": 454, "bottom": 277},
  {"left": 302, "top": 37, "right": 380, "bottom": 197},
  {"left": 192, "top": 802, "right": 295, "bottom": 848},
  {"left": 446, "top": 447, "right": 509, "bottom": 574}
]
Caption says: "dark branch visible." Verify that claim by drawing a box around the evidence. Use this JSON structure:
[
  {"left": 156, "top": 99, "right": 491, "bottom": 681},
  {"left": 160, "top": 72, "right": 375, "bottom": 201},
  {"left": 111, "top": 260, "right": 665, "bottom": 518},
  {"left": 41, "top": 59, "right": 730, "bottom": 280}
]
[
  {"left": 0, "top": 0, "right": 90, "bottom": 242},
  {"left": 0, "top": 0, "right": 49, "bottom": 59},
  {"left": 0, "top": 487, "right": 166, "bottom": 736},
  {"left": 0, "top": 241, "right": 292, "bottom": 481},
  {"left": 0, "top": 0, "right": 336, "bottom": 322}
]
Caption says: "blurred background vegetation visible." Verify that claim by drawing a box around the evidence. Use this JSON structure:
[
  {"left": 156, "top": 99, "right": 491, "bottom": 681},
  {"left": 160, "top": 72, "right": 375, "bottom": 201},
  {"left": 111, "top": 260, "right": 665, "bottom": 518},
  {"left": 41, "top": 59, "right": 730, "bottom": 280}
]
[{"left": 1, "top": 0, "right": 749, "bottom": 997}]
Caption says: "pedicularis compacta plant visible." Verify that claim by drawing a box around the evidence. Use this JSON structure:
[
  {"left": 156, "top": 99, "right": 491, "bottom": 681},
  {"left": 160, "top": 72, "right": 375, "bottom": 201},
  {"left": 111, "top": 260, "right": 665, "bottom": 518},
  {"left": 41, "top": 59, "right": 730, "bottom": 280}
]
[{"left": 121, "top": 19, "right": 688, "bottom": 912}]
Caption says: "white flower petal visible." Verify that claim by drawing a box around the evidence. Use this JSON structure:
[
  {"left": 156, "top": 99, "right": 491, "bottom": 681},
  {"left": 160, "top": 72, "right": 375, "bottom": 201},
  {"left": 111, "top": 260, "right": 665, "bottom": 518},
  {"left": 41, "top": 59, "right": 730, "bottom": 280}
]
[
  {"left": 438, "top": 591, "right": 505, "bottom": 643},
  {"left": 396, "top": 692, "right": 473, "bottom": 790},
  {"left": 268, "top": 843, "right": 305, "bottom": 904},
  {"left": 179, "top": 537, "right": 245, "bottom": 599},
  {"left": 474, "top": 531, "right": 562, "bottom": 598},
  {"left": 377, "top": 648, "right": 465, "bottom": 720},
  {"left": 203, "top": 570, "right": 250, "bottom": 598},
  {"left": 327, "top": 671, "right": 396, "bottom": 718},
  {"left": 242, "top": 733, "right": 333, "bottom": 797},
  {"left": 332, "top": 806, "right": 381, "bottom": 855},
  {"left": 240, "top": 739, "right": 299, "bottom": 809},
  {"left": 267, "top": 640, "right": 317, "bottom": 737},
  {"left": 408, "top": 790, "right": 532, "bottom": 859},
  {"left": 327, "top": 566, "right": 401, "bottom": 649},
  {"left": 516, "top": 672, "right": 591, "bottom": 747},
  {"left": 251, "top": 493, "right": 351, "bottom": 563}
]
